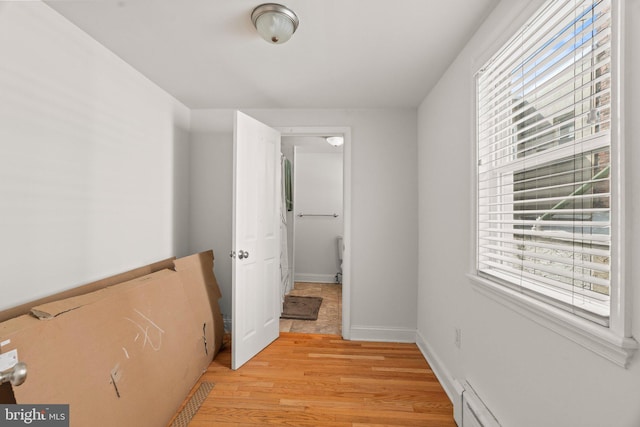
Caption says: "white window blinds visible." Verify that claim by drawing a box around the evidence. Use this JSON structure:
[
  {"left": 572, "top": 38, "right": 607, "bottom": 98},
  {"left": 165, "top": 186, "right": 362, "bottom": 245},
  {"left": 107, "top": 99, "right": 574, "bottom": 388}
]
[{"left": 476, "top": 0, "right": 612, "bottom": 325}]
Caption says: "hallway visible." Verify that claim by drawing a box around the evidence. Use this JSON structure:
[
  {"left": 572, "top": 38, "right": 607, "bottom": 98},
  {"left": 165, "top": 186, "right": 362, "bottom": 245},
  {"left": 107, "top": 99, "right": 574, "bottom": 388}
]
[{"left": 170, "top": 333, "right": 456, "bottom": 426}]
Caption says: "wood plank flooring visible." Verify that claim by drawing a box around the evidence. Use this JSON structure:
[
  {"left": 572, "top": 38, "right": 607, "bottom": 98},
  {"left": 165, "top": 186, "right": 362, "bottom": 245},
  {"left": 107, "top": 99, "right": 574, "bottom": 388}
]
[{"left": 170, "top": 333, "right": 455, "bottom": 427}]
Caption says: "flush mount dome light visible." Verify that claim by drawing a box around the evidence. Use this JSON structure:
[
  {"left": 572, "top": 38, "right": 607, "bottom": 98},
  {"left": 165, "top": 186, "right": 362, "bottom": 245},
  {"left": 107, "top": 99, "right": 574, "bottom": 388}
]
[
  {"left": 325, "top": 136, "right": 344, "bottom": 147},
  {"left": 251, "top": 3, "right": 299, "bottom": 44}
]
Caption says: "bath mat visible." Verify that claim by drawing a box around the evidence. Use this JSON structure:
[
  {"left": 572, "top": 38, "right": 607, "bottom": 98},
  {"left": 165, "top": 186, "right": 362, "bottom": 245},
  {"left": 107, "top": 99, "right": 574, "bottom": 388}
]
[
  {"left": 170, "top": 382, "right": 215, "bottom": 427},
  {"left": 281, "top": 296, "right": 323, "bottom": 320}
]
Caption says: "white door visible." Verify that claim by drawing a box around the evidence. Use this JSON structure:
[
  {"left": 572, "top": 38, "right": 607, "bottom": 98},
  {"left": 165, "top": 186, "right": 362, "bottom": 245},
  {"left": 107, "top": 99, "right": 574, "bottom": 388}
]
[{"left": 232, "top": 111, "right": 281, "bottom": 370}]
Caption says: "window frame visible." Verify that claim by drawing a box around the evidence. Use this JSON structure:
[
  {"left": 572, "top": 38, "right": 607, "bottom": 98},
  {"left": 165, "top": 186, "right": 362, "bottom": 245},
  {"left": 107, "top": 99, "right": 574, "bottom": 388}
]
[{"left": 468, "top": 0, "right": 636, "bottom": 367}]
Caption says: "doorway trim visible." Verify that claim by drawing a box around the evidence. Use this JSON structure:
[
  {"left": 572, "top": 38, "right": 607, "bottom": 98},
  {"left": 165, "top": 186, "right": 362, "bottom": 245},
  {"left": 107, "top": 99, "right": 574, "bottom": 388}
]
[{"left": 277, "top": 126, "right": 351, "bottom": 340}]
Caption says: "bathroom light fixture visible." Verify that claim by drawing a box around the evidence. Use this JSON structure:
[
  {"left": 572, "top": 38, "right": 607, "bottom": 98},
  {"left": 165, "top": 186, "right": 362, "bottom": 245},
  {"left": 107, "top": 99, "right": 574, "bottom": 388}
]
[
  {"left": 251, "top": 3, "right": 299, "bottom": 44},
  {"left": 325, "top": 136, "right": 344, "bottom": 147}
]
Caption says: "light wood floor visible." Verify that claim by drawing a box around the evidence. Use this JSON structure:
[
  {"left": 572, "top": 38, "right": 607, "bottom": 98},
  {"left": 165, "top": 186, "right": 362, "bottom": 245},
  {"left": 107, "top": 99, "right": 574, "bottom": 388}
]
[{"left": 170, "top": 333, "right": 456, "bottom": 427}]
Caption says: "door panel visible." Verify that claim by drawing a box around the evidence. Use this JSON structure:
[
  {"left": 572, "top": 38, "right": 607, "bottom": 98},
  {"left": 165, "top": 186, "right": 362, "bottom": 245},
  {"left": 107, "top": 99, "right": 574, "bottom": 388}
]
[{"left": 232, "top": 111, "right": 281, "bottom": 370}]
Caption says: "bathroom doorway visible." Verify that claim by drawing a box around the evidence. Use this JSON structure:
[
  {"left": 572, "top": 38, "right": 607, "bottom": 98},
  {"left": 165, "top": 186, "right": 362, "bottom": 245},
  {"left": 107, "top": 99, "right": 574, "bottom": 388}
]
[{"left": 277, "top": 127, "right": 350, "bottom": 338}]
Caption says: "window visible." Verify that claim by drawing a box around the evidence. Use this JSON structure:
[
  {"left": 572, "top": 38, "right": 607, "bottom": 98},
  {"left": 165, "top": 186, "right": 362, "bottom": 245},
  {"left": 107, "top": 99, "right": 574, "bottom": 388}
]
[{"left": 474, "top": 0, "right": 635, "bottom": 365}]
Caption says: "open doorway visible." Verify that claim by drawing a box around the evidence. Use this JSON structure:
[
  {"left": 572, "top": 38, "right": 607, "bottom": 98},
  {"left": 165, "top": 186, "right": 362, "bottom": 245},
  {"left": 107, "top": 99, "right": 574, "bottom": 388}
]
[{"left": 277, "top": 127, "right": 351, "bottom": 338}]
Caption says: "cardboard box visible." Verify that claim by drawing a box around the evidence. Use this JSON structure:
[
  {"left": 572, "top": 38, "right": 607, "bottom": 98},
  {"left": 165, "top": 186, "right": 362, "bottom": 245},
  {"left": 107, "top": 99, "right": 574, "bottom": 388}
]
[
  {"left": 0, "top": 257, "right": 176, "bottom": 324},
  {"left": 0, "top": 251, "right": 224, "bottom": 427}
]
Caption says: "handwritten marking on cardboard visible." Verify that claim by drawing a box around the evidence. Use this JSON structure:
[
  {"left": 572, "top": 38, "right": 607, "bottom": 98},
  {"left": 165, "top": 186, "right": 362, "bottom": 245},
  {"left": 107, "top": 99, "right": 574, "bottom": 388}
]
[
  {"left": 110, "top": 364, "right": 122, "bottom": 398},
  {"left": 122, "top": 347, "right": 130, "bottom": 359},
  {"left": 124, "top": 309, "right": 165, "bottom": 351}
]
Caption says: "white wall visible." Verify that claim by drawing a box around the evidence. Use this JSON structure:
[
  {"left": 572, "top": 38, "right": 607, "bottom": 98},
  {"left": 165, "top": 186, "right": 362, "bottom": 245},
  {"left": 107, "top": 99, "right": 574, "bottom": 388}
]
[
  {"left": 189, "top": 131, "right": 234, "bottom": 316},
  {"left": 294, "top": 148, "right": 343, "bottom": 283},
  {"left": 0, "top": 2, "right": 191, "bottom": 311},
  {"left": 416, "top": 1, "right": 640, "bottom": 426},
  {"left": 189, "top": 108, "right": 418, "bottom": 340}
]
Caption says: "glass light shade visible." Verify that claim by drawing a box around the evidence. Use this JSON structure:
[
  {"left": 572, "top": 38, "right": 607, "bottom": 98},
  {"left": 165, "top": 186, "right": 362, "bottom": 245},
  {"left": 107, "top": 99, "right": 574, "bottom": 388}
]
[
  {"left": 326, "top": 136, "right": 344, "bottom": 147},
  {"left": 251, "top": 4, "right": 299, "bottom": 45},
  {"left": 255, "top": 11, "right": 294, "bottom": 44}
]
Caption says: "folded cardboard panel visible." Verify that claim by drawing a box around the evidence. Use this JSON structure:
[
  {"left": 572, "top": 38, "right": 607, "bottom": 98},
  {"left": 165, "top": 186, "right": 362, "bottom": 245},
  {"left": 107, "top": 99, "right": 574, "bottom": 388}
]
[
  {"left": 0, "top": 257, "right": 176, "bottom": 323},
  {"left": 29, "top": 269, "right": 176, "bottom": 319},
  {"left": 174, "top": 251, "right": 224, "bottom": 355},
  {"left": 0, "top": 251, "right": 223, "bottom": 427}
]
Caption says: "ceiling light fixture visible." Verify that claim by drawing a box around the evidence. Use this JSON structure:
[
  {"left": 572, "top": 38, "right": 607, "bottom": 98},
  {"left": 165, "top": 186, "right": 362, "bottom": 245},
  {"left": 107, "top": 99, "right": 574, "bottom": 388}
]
[
  {"left": 325, "top": 136, "right": 344, "bottom": 147},
  {"left": 251, "top": 3, "right": 299, "bottom": 45}
]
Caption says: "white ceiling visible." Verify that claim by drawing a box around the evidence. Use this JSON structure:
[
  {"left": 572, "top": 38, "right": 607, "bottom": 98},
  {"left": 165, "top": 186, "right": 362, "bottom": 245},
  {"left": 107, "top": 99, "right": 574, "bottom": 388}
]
[{"left": 45, "top": 0, "right": 499, "bottom": 109}]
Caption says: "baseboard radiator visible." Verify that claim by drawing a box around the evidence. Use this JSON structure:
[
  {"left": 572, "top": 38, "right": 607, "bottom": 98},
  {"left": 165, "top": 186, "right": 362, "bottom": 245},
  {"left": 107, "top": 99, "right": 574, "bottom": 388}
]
[{"left": 454, "top": 381, "right": 500, "bottom": 427}]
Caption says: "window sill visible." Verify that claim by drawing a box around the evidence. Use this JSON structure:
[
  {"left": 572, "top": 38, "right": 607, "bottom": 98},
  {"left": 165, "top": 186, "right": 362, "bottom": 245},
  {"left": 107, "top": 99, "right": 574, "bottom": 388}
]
[{"left": 468, "top": 273, "right": 637, "bottom": 368}]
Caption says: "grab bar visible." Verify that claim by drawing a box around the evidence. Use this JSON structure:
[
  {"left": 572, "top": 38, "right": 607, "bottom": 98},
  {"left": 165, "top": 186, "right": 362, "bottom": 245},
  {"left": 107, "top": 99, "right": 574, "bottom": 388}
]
[{"left": 297, "top": 213, "right": 339, "bottom": 218}]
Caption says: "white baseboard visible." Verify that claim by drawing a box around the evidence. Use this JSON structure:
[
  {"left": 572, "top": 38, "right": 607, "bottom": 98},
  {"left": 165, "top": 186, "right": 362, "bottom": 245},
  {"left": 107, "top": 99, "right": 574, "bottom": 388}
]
[
  {"left": 415, "top": 330, "right": 460, "bottom": 413},
  {"left": 349, "top": 325, "right": 416, "bottom": 343},
  {"left": 294, "top": 273, "right": 338, "bottom": 283}
]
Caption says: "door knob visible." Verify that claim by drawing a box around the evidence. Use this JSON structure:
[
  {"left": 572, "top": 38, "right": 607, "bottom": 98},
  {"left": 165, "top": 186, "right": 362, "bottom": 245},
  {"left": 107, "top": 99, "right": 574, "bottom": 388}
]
[
  {"left": 238, "top": 250, "right": 250, "bottom": 260},
  {"left": 0, "top": 362, "right": 27, "bottom": 387}
]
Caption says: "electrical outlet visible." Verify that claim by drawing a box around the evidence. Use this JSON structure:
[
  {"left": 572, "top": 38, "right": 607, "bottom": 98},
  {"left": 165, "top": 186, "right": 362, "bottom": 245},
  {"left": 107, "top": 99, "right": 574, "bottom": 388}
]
[{"left": 455, "top": 328, "right": 462, "bottom": 349}]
